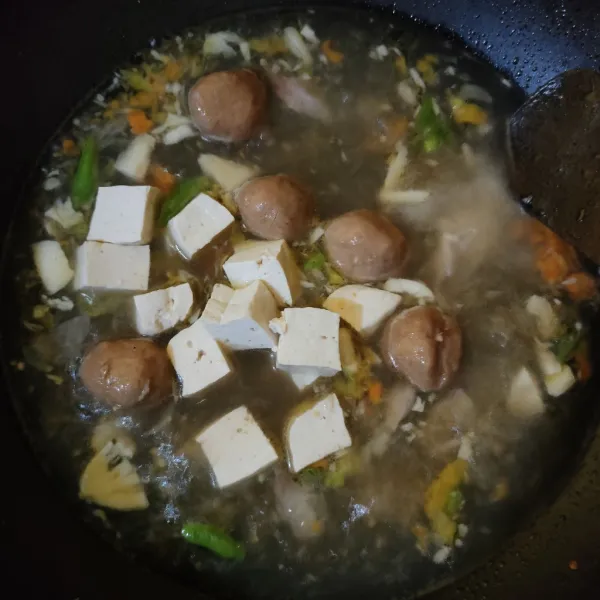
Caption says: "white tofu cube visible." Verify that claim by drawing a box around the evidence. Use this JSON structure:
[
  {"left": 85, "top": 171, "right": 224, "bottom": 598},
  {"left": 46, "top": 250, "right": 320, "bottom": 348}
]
[
  {"left": 200, "top": 284, "right": 235, "bottom": 325},
  {"left": 285, "top": 393, "right": 352, "bottom": 472},
  {"left": 198, "top": 154, "right": 259, "bottom": 192},
  {"left": 507, "top": 367, "right": 545, "bottom": 418},
  {"left": 223, "top": 240, "right": 301, "bottom": 306},
  {"left": 167, "top": 193, "right": 234, "bottom": 260},
  {"left": 167, "top": 319, "right": 232, "bottom": 397},
  {"left": 32, "top": 240, "right": 74, "bottom": 295},
  {"left": 275, "top": 307, "right": 341, "bottom": 376},
  {"left": 195, "top": 405, "right": 278, "bottom": 488},
  {"left": 115, "top": 134, "right": 156, "bottom": 182},
  {"left": 323, "top": 285, "right": 401, "bottom": 337},
  {"left": 134, "top": 282, "right": 194, "bottom": 336},
  {"left": 87, "top": 186, "right": 159, "bottom": 245},
  {"left": 73, "top": 241, "right": 150, "bottom": 292},
  {"left": 200, "top": 280, "right": 279, "bottom": 351}
]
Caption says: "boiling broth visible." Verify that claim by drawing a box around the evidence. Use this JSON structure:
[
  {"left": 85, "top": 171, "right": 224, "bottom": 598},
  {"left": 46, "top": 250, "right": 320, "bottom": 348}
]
[{"left": 4, "top": 7, "right": 596, "bottom": 600}]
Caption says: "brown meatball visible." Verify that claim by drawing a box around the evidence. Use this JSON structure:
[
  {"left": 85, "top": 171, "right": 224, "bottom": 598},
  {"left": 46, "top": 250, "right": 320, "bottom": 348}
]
[
  {"left": 235, "top": 175, "right": 314, "bottom": 241},
  {"left": 381, "top": 306, "right": 462, "bottom": 392},
  {"left": 324, "top": 209, "right": 408, "bottom": 283},
  {"left": 188, "top": 69, "right": 268, "bottom": 142},
  {"left": 80, "top": 339, "right": 173, "bottom": 408}
]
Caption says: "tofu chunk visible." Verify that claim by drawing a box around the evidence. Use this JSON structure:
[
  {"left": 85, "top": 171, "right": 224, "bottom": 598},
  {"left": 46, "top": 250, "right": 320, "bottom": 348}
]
[
  {"left": 285, "top": 393, "right": 352, "bottom": 472},
  {"left": 167, "top": 319, "right": 232, "bottom": 397},
  {"left": 88, "top": 186, "right": 159, "bottom": 245},
  {"left": 223, "top": 240, "right": 301, "bottom": 306},
  {"left": 507, "top": 367, "right": 545, "bottom": 418},
  {"left": 196, "top": 405, "right": 278, "bottom": 488},
  {"left": 200, "top": 284, "right": 235, "bottom": 325},
  {"left": 74, "top": 241, "right": 150, "bottom": 292},
  {"left": 200, "top": 280, "right": 279, "bottom": 351},
  {"left": 198, "top": 154, "right": 259, "bottom": 192},
  {"left": 167, "top": 193, "right": 234, "bottom": 260},
  {"left": 275, "top": 308, "right": 341, "bottom": 376},
  {"left": 115, "top": 134, "right": 156, "bottom": 181},
  {"left": 323, "top": 284, "right": 401, "bottom": 337},
  {"left": 134, "top": 282, "right": 194, "bottom": 336},
  {"left": 32, "top": 240, "right": 74, "bottom": 295}
]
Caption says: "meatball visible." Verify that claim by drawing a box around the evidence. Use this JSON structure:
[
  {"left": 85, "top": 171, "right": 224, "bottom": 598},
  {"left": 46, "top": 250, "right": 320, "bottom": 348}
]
[
  {"left": 235, "top": 175, "right": 314, "bottom": 241},
  {"left": 381, "top": 306, "right": 462, "bottom": 392},
  {"left": 80, "top": 339, "right": 173, "bottom": 408},
  {"left": 188, "top": 69, "right": 268, "bottom": 142},
  {"left": 324, "top": 209, "right": 408, "bottom": 283}
]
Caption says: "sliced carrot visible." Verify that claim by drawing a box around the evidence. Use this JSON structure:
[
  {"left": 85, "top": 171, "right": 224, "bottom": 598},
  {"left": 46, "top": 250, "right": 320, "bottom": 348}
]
[
  {"left": 62, "top": 138, "right": 78, "bottom": 156},
  {"left": 562, "top": 271, "right": 597, "bottom": 301},
  {"left": 147, "top": 164, "right": 177, "bottom": 194},
  {"left": 386, "top": 115, "right": 409, "bottom": 142},
  {"left": 321, "top": 40, "right": 344, "bottom": 64},
  {"left": 129, "top": 91, "right": 157, "bottom": 109},
  {"left": 368, "top": 379, "right": 383, "bottom": 404},
  {"left": 164, "top": 60, "right": 183, "bottom": 82},
  {"left": 127, "top": 109, "right": 154, "bottom": 135},
  {"left": 574, "top": 347, "right": 592, "bottom": 382},
  {"left": 535, "top": 247, "right": 573, "bottom": 285}
]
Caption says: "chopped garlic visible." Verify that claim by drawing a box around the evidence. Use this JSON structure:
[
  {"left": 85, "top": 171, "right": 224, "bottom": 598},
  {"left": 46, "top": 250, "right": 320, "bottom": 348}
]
[
  {"left": 432, "top": 545, "right": 452, "bottom": 564},
  {"left": 300, "top": 24, "right": 319, "bottom": 44},
  {"left": 203, "top": 31, "right": 248, "bottom": 59},
  {"left": 383, "top": 278, "right": 435, "bottom": 302},
  {"left": 525, "top": 295, "right": 559, "bottom": 340},
  {"left": 379, "top": 189, "right": 431, "bottom": 205},
  {"left": 409, "top": 68, "right": 426, "bottom": 89},
  {"left": 382, "top": 142, "right": 409, "bottom": 190},
  {"left": 42, "top": 295, "right": 74, "bottom": 312},
  {"left": 397, "top": 81, "right": 418, "bottom": 106},
  {"left": 283, "top": 27, "right": 313, "bottom": 65},
  {"left": 308, "top": 225, "right": 325, "bottom": 244},
  {"left": 44, "top": 198, "right": 84, "bottom": 232},
  {"left": 545, "top": 365, "right": 576, "bottom": 397}
]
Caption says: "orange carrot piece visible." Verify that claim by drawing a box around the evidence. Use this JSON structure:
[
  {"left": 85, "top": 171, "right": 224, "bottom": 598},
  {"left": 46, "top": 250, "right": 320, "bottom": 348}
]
[
  {"left": 574, "top": 348, "right": 592, "bottom": 382},
  {"left": 321, "top": 40, "right": 344, "bottom": 64},
  {"left": 386, "top": 116, "right": 409, "bottom": 142},
  {"left": 164, "top": 60, "right": 183, "bottom": 82},
  {"left": 147, "top": 164, "right": 177, "bottom": 194},
  {"left": 562, "top": 271, "right": 597, "bottom": 301},
  {"left": 129, "top": 91, "right": 156, "bottom": 109},
  {"left": 368, "top": 380, "right": 383, "bottom": 404},
  {"left": 127, "top": 109, "right": 154, "bottom": 135},
  {"left": 62, "top": 138, "right": 78, "bottom": 156},
  {"left": 535, "top": 247, "right": 573, "bottom": 285}
]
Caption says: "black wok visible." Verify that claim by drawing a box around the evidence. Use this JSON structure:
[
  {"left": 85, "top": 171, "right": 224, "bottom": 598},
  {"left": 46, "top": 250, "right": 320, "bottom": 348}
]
[{"left": 1, "top": 0, "right": 600, "bottom": 598}]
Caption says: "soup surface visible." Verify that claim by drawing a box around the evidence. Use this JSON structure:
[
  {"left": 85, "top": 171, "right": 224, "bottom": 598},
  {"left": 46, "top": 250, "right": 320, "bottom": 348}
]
[{"left": 7, "top": 8, "right": 598, "bottom": 600}]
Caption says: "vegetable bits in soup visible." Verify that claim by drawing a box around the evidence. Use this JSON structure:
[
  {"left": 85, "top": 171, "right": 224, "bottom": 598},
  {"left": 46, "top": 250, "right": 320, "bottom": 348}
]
[{"left": 11, "top": 8, "right": 598, "bottom": 600}]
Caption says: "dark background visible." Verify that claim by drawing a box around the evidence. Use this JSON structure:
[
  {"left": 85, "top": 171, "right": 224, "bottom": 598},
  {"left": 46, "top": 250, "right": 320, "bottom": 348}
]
[{"left": 1, "top": 1, "right": 599, "bottom": 598}]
